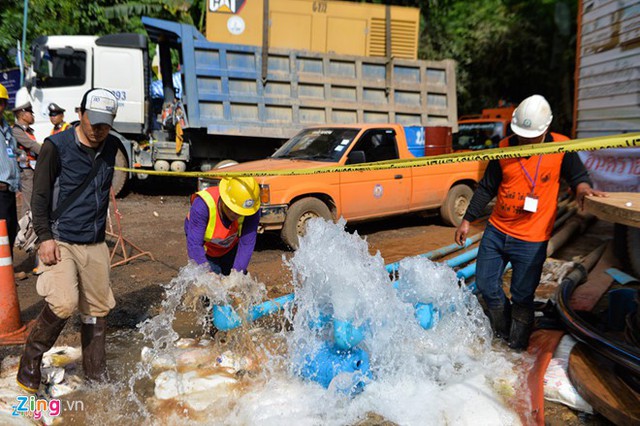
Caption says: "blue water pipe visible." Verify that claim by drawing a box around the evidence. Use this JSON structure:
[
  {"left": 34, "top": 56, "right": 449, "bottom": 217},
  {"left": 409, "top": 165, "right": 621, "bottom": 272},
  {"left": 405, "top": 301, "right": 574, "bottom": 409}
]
[
  {"left": 212, "top": 293, "right": 295, "bottom": 331},
  {"left": 213, "top": 236, "right": 483, "bottom": 333},
  {"left": 445, "top": 247, "right": 479, "bottom": 269},
  {"left": 386, "top": 234, "right": 482, "bottom": 274},
  {"left": 298, "top": 341, "right": 372, "bottom": 395}
]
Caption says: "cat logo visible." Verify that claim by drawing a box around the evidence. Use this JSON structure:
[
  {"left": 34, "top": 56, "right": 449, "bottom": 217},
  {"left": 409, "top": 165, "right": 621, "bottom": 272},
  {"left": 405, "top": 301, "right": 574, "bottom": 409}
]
[{"left": 209, "top": 0, "right": 246, "bottom": 14}]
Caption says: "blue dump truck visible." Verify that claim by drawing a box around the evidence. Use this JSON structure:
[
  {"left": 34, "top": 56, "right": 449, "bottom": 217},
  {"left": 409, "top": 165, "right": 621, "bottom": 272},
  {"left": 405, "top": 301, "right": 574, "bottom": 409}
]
[{"left": 17, "top": 17, "right": 458, "bottom": 194}]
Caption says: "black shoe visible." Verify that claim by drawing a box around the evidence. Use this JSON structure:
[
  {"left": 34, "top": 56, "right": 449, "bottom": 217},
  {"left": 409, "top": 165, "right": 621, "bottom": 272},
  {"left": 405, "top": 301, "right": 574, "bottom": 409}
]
[
  {"left": 487, "top": 303, "right": 511, "bottom": 341},
  {"left": 17, "top": 305, "right": 67, "bottom": 392},
  {"left": 508, "top": 303, "right": 534, "bottom": 351},
  {"left": 81, "top": 317, "right": 109, "bottom": 382}
]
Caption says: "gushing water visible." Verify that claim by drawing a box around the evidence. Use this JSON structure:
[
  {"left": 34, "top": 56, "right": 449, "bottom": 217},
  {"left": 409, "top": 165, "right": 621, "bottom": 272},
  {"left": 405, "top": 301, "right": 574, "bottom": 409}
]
[{"left": 42, "top": 218, "right": 524, "bottom": 425}]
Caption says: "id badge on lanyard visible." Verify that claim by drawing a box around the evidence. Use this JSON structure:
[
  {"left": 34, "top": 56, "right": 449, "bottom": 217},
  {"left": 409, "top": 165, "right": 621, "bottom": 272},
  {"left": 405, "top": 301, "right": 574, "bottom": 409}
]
[{"left": 519, "top": 156, "right": 542, "bottom": 213}]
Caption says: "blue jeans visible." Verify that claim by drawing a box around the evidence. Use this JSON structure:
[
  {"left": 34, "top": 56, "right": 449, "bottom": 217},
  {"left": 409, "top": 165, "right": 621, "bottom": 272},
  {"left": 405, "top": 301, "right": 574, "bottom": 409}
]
[
  {"left": 476, "top": 223, "right": 548, "bottom": 309},
  {"left": 206, "top": 245, "right": 238, "bottom": 276}
]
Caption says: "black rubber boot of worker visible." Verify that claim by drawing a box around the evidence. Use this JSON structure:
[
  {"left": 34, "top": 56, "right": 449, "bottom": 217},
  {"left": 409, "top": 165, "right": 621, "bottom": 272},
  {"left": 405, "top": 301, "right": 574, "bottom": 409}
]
[
  {"left": 508, "top": 303, "right": 534, "bottom": 351},
  {"left": 17, "top": 305, "right": 67, "bottom": 393},
  {"left": 487, "top": 302, "right": 511, "bottom": 341},
  {"left": 81, "top": 317, "right": 109, "bottom": 382}
]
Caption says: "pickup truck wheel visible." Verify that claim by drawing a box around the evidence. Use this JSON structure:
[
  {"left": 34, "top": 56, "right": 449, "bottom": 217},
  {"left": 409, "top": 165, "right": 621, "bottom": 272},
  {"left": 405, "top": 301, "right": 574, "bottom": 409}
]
[
  {"left": 281, "top": 198, "right": 332, "bottom": 249},
  {"left": 111, "top": 148, "right": 129, "bottom": 197},
  {"left": 440, "top": 184, "right": 473, "bottom": 227}
]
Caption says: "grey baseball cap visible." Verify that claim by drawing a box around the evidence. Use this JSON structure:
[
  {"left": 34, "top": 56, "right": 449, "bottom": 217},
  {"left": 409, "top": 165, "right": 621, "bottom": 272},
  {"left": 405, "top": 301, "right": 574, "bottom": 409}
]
[{"left": 80, "top": 88, "right": 118, "bottom": 127}]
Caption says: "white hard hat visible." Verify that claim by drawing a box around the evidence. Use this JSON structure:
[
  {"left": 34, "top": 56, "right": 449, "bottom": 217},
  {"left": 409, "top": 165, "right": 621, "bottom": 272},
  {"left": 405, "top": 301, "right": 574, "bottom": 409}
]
[{"left": 510, "top": 95, "right": 553, "bottom": 138}]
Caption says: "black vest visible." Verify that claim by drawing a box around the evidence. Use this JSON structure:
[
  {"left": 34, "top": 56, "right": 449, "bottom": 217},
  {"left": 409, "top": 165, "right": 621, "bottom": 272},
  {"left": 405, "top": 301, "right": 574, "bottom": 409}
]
[{"left": 48, "top": 126, "right": 117, "bottom": 244}]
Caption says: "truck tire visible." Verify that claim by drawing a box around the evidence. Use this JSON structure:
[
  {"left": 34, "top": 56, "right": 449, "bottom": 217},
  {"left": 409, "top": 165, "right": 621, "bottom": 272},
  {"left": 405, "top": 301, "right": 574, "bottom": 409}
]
[
  {"left": 281, "top": 198, "right": 332, "bottom": 249},
  {"left": 111, "top": 148, "right": 129, "bottom": 197},
  {"left": 440, "top": 184, "right": 473, "bottom": 227}
]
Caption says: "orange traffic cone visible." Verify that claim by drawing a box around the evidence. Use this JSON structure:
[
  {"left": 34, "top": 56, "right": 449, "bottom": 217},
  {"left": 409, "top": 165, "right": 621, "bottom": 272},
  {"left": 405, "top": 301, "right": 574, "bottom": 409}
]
[{"left": 0, "top": 219, "right": 30, "bottom": 345}]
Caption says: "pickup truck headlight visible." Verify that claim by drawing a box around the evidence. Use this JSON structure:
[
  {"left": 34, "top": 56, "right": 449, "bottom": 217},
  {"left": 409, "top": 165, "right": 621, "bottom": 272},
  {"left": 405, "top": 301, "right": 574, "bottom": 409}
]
[{"left": 260, "top": 184, "right": 270, "bottom": 205}]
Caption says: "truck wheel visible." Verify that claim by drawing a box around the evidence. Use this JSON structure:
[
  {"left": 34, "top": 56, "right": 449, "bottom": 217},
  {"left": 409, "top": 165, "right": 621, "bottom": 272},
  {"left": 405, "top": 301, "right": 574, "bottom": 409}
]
[
  {"left": 111, "top": 148, "right": 129, "bottom": 197},
  {"left": 440, "top": 184, "right": 473, "bottom": 227},
  {"left": 281, "top": 198, "right": 332, "bottom": 249}
]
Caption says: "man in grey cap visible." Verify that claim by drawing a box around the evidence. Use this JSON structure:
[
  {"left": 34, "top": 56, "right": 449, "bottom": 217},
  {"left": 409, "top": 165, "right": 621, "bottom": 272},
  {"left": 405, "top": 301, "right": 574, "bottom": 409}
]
[
  {"left": 48, "top": 103, "right": 70, "bottom": 135},
  {"left": 17, "top": 88, "right": 120, "bottom": 393}
]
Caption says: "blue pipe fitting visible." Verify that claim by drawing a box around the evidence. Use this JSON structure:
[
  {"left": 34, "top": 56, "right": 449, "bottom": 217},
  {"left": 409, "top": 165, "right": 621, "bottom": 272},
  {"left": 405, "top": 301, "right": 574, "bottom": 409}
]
[
  {"left": 333, "top": 319, "right": 367, "bottom": 351},
  {"left": 298, "top": 342, "right": 371, "bottom": 395},
  {"left": 414, "top": 302, "right": 440, "bottom": 330}
]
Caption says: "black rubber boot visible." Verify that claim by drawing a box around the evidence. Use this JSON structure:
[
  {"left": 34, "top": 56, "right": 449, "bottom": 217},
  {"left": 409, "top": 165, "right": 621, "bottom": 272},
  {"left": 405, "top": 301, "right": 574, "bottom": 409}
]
[
  {"left": 508, "top": 303, "right": 534, "bottom": 351},
  {"left": 81, "top": 317, "right": 109, "bottom": 382},
  {"left": 487, "top": 302, "right": 511, "bottom": 341},
  {"left": 17, "top": 305, "right": 67, "bottom": 393}
]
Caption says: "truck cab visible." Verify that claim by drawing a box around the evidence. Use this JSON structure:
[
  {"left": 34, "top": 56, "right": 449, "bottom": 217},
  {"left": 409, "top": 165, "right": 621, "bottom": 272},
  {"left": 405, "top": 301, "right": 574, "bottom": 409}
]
[
  {"left": 454, "top": 106, "right": 515, "bottom": 151},
  {"left": 22, "top": 34, "right": 149, "bottom": 142}
]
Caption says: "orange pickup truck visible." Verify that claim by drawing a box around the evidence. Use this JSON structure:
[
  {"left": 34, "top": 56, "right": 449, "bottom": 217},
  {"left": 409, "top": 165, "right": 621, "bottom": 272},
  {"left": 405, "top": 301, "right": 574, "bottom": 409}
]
[{"left": 202, "top": 124, "right": 487, "bottom": 248}]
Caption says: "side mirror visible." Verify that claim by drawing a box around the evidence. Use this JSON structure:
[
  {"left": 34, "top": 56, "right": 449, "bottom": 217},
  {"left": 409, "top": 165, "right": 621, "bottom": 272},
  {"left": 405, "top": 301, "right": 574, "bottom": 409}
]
[{"left": 347, "top": 150, "right": 366, "bottom": 164}]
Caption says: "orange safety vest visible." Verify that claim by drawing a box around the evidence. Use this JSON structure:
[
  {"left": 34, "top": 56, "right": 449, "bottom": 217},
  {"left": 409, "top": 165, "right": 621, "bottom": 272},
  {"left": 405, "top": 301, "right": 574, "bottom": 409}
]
[
  {"left": 189, "top": 186, "right": 245, "bottom": 258},
  {"left": 16, "top": 127, "right": 38, "bottom": 168},
  {"left": 51, "top": 122, "right": 70, "bottom": 135},
  {"left": 490, "top": 133, "right": 569, "bottom": 242}
]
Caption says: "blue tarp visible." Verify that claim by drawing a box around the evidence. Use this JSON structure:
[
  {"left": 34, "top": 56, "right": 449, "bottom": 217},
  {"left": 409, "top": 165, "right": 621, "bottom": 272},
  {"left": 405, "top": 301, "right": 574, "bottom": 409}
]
[{"left": 150, "top": 72, "right": 182, "bottom": 100}]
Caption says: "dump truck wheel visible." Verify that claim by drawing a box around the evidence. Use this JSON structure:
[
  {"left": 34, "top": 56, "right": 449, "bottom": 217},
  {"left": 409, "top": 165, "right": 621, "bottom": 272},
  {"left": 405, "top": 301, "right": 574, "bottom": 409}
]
[
  {"left": 440, "top": 184, "right": 473, "bottom": 227},
  {"left": 281, "top": 198, "right": 332, "bottom": 249},
  {"left": 111, "top": 148, "right": 129, "bottom": 197}
]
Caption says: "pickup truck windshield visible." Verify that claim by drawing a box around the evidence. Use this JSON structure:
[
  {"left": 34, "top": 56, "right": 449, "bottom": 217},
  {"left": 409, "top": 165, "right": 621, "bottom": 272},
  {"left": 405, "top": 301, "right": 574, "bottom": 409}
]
[
  {"left": 34, "top": 47, "right": 86, "bottom": 88},
  {"left": 272, "top": 128, "right": 359, "bottom": 162},
  {"left": 454, "top": 122, "right": 504, "bottom": 150}
]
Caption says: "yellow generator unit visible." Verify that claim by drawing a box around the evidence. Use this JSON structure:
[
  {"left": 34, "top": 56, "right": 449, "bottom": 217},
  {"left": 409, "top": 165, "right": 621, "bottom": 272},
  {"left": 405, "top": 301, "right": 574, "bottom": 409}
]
[{"left": 206, "top": 0, "right": 420, "bottom": 59}]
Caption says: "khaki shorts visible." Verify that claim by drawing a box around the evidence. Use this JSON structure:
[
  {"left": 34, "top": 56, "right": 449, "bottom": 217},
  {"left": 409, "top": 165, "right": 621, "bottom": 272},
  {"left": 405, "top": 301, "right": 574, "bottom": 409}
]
[{"left": 36, "top": 241, "right": 115, "bottom": 318}]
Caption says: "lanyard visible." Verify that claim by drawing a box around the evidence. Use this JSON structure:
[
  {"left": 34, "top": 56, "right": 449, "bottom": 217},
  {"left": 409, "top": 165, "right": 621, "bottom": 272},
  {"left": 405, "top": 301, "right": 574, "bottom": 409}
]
[{"left": 518, "top": 156, "right": 542, "bottom": 194}]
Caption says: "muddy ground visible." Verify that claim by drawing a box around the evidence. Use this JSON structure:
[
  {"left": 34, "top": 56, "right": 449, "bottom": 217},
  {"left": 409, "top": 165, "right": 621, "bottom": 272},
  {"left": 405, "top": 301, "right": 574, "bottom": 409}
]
[{"left": 2, "top": 178, "right": 614, "bottom": 425}]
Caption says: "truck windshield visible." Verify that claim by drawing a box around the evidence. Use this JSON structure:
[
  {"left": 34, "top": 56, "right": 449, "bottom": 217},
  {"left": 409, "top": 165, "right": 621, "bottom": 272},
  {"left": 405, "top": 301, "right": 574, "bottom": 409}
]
[
  {"left": 272, "top": 128, "right": 359, "bottom": 162},
  {"left": 454, "top": 122, "right": 504, "bottom": 150},
  {"left": 34, "top": 47, "right": 86, "bottom": 88}
]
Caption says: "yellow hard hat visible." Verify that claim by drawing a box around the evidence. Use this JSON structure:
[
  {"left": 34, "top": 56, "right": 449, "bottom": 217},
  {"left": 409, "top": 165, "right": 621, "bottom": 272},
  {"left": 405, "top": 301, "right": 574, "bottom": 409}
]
[
  {"left": 219, "top": 176, "right": 261, "bottom": 216},
  {"left": 0, "top": 84, "right": 8, "bottom": 100}
]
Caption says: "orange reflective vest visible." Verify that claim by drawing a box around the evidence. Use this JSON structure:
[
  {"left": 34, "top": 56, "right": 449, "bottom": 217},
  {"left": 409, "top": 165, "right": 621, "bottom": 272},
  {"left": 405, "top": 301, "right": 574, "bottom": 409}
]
[
  {"left": 51, "top": 122, "right": 70, "bottom": 135},
  {"left": 491, "top": 133, "right": 569, "bottom": 242},
  {"left": 189, "top": 187, "right": 245, "bottom": 258},
  {"left": 17, "top": 128, "right": 38, "bottom": 168}
]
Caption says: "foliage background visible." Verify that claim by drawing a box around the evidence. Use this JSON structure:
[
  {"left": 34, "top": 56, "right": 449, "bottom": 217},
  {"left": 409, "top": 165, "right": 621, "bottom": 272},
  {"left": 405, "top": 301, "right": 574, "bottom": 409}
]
[{"left": 0, "top": 0, "right": 577, "bottom": 133}]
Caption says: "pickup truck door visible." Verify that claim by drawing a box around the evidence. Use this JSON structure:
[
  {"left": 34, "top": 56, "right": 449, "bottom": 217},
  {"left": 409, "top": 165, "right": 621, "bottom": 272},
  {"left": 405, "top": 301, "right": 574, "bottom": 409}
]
[{"left": 339, "top": 129, "right": 411, "bottom": 220}]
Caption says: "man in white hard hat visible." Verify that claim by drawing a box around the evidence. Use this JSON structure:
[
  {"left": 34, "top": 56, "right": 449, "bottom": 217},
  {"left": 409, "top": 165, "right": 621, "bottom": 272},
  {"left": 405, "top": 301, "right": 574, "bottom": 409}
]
[{"left": 454, "top": 94, "right": 605, "bottom": 350}]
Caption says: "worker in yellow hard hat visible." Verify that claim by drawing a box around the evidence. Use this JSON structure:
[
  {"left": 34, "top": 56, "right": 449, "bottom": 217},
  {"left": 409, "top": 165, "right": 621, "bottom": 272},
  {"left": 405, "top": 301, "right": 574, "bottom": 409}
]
[{"left": 185, "top": 176, "right": 261, "bottom": 275}]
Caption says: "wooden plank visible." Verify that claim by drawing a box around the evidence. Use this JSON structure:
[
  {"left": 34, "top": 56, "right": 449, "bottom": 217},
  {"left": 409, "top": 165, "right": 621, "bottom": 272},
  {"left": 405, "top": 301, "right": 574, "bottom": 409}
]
[
  {"left": 568, "top": 343, "right": 640, "bottom": 426},
  {"left": 584, "top": 192, "right": 640, "bottom": 228}
]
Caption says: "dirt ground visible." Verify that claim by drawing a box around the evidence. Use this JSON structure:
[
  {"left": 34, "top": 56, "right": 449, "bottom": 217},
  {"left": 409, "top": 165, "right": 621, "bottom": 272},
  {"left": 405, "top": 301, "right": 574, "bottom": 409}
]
[{"left": 1, "top": 178, "right": 616, "bottom": 425}]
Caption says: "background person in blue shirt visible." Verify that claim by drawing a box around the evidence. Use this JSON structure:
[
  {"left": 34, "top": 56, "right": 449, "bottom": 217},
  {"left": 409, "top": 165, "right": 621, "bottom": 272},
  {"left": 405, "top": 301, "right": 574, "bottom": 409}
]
[{"left": 0, "top": 83, "right": 21, "bottom": 258}]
